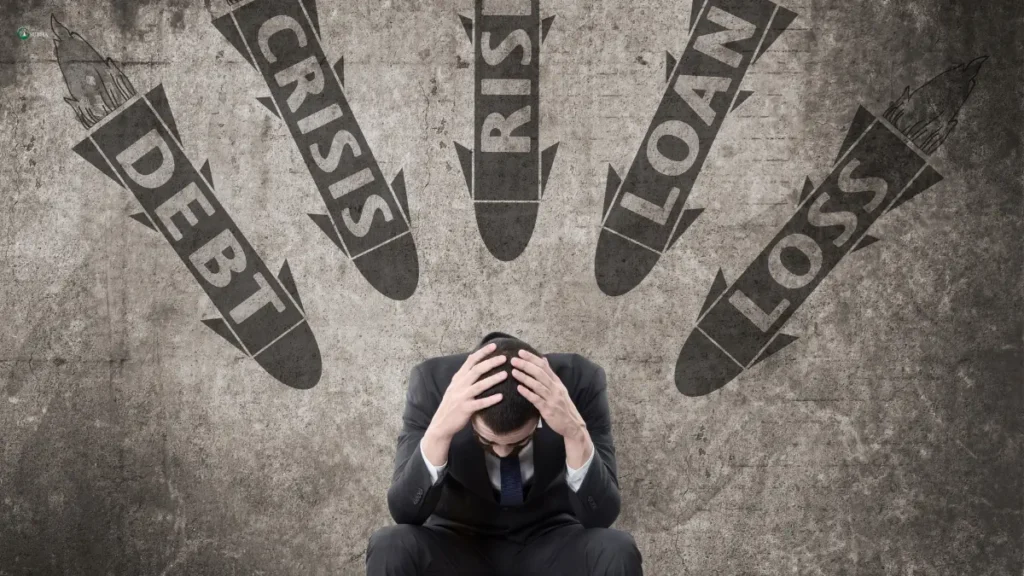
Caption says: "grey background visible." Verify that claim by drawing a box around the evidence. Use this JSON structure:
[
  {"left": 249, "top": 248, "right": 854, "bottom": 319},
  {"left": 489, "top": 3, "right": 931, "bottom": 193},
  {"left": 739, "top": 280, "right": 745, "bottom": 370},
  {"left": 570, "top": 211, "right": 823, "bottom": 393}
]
[{"left": 1, "top": 0, "right": 1021, "bottom": 574}]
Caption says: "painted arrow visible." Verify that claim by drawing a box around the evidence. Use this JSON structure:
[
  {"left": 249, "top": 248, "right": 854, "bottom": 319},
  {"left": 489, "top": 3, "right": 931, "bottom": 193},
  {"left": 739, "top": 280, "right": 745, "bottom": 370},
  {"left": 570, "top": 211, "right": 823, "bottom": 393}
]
[
  {"left": 676, "top": 56, "right": 987, "bottom": 397},
  {"left": 454, "top": 0, "right": 559, "bottom": 261},
  {"left": 596, "top": 0, "right": 797, "bottom": 296},
  {"left": 213, "top": 0, "right": 418, "bottom": 300},
  {"left": 54, "top": 15, "right": 321, "bottom": 389}
]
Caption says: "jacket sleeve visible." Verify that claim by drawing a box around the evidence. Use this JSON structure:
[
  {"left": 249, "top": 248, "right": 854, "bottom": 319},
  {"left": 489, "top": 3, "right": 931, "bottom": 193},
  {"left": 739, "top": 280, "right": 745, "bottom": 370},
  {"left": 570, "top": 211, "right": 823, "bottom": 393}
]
[
  {"left": 386, "top": 362, "right": 448, "bottom": 525},
  {"left": 566, "top": 356, "right": 622, "bottom": 528}
]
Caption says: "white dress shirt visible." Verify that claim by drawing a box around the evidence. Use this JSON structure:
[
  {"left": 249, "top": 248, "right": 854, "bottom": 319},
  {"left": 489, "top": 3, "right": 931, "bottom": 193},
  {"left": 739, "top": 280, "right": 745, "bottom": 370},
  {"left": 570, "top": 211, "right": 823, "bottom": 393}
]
[{"left": 420, "top": 419, "right": 595, "bottom": 493}]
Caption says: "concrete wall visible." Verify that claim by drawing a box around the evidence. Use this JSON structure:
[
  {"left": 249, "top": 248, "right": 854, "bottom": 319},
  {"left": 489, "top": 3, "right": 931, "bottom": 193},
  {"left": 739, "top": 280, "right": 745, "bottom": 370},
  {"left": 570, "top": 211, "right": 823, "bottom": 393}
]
[{"left": 0, "top": 0, "right": 1020, "bottom": 573}]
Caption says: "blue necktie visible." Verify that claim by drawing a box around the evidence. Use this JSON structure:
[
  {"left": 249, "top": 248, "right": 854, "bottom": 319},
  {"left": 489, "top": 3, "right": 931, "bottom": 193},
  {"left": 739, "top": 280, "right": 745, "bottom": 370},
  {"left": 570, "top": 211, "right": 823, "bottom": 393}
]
[{"left": 499, "top": 455, "right": 524, "bottom": 506}]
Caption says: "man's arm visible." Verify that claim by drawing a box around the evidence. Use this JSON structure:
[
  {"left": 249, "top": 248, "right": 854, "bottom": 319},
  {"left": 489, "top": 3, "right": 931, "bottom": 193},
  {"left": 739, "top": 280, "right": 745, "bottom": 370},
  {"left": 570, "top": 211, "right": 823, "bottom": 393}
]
[
  {"left": 386, "top": 363, "right": 448, "bottom": 525},
  {"left": 565, "top": 356, "right": 621, "bottom": 528},
  {"left": 387, "top": 348, "right": 508, "bottom": 524}
]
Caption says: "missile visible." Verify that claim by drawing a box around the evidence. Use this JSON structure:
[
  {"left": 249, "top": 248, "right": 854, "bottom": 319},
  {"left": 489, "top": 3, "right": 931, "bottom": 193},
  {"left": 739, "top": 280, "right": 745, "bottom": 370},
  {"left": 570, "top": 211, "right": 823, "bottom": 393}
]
[
  {"left": 454, "top": 0, "right": 559, "bottom": 261},
  {"left": 595, "top": 0, "right": 797, "bottom": 296},
  {"left": 213, "top": 0, "right": 419, "bottom": 300},
  {"left": 54, "top": 15, "right": 322, "bottom": 390},
  {"left": 676, "top": 56, "right": 987, "bottom": 397}
]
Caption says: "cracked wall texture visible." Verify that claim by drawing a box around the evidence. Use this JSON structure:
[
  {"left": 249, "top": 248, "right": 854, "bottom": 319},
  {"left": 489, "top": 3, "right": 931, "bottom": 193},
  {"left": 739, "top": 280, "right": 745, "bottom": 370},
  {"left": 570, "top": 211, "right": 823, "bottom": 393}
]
[{"left": 0, "top": 0, "right": 1021, "bottom": 574}]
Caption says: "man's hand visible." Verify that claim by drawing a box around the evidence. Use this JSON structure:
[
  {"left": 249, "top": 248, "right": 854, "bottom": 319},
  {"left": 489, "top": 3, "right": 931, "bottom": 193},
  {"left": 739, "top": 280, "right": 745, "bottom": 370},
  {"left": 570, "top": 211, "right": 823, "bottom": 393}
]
[
  {"left": 511, "top": 350, "right": 594, "bottom": 469},
  {"left": 422, "top": 342, "right": 508, "bottom": 467}
]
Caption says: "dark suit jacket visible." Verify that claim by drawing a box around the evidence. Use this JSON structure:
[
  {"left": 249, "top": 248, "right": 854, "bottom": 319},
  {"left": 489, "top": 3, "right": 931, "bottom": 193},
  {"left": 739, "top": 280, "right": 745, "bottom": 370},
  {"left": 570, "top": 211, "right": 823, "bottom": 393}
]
[{"left": 386, "top": 334, "right": 622, "bottom": 542}]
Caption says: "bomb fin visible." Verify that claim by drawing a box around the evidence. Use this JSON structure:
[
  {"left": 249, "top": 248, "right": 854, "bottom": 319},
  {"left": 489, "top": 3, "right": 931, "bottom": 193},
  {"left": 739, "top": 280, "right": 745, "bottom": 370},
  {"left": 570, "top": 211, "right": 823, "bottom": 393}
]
[
  {"left": 211, "top": 13, "right": 256, "bottom": 70},
  {"left": 129, "top": 212, "right": 156, "bottom": 231},
  {"left": 202, "top": 317, "right": 246, "bottom": 354},
  {"left": 309, "top": 214, "right": 346, "bottom": 254},
  {"left": 852, "top": 234, "right": 880, "bottom": 252},
  {"left": 752, "top": 5, "right": 798, "bottom": 64},
  {"left": 665, "top": 52, "right": 677, "bottom": 83},
  {"left": 72, "top": 139, "right": 122, "bottom": 187},
  {"left": 540, "top": 143, "right": 559, "bottom": 198},
  {"left": 277, "top": 260, "right": 304, "bottom": 312},
  {"left": 304, "top": 0, "right": 320, "bottom": 37},
  {"left": 699, "top": 269, "right": 728, "bottom": 317},
  {"left": 256, "top": 96, "right": 280, "bottom": 118},
  {"left": 751, "top": 332, "right": 799, "bottom": 367},
  {"left": 199, "top": 160, "right": 214, "bottom": 188},
  {"left": 391, "top": 170, "right": 411, "bottom": 224},
  {"left": 542, "top": 16, "right": 555, "bottom": 43},
  {"left": 604, "top": 165, "right": 622, "bottom": 220},
  {"left": 731, "top": 90, "right": 754, "bottom": 112},
  {"left": 835, "top": 106, "right": 876, "bottom": 164},
  {"left": 666, "top": 209, "right": 704, "bottom": 252},
  {"left": 887, "top": 165, "right": 944, "bottom": 213},
  {"left": 799, "top": 177, "right": 815, "bottom": 203},
  {"left": 144, "top": 85, "right": 182, "bottom": 144},
  {"left": 689, "top": 0, "right": 706, "bottom": 33},
  {"left": 454, "top": 141, "right": 473, "bottom": 197}
]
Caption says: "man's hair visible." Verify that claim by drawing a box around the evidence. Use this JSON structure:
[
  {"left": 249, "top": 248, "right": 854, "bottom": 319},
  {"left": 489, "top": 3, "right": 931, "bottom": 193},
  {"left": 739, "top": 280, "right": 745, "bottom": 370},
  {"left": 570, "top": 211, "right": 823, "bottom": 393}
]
[{"left": 473, "top": 336, "right": 541, "bottom": 434}]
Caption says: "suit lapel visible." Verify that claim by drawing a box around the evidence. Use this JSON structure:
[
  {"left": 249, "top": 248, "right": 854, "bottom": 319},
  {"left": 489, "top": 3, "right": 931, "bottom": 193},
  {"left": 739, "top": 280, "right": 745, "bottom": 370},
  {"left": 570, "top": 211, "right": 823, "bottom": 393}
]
[
  {"left": 448, "top": 419, "right": 565, "bottom": 505},
  {"left": 526, "top": 419, "right": 565, "bottom": 502},
  {"left": 448, "top": 423, "right": 497, "bottom": 503}
]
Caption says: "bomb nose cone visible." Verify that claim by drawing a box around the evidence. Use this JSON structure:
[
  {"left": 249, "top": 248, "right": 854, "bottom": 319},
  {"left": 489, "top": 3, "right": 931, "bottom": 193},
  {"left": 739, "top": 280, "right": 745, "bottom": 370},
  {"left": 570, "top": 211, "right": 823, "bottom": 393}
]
[
  {"left": 254, "top": 321, "right": 322, "bottom": 389},
  {"left": 354, "top": 232, "right": 419, "bottom": 300},
  {"left": 674, "top": 329, "right": 743, "bottom": 396},
  {"left": 594, "top": 229, "right": 660, "bottom": 296},
  {"left": 475, "top": 202, "right": 538, "bottom": 262}
]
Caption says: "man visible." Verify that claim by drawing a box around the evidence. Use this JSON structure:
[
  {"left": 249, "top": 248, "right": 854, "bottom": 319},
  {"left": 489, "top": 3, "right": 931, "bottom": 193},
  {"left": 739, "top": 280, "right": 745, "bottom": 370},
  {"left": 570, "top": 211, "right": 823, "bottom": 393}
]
[{"left": 366, "top": 331, "right": 642, "bottom": 575}]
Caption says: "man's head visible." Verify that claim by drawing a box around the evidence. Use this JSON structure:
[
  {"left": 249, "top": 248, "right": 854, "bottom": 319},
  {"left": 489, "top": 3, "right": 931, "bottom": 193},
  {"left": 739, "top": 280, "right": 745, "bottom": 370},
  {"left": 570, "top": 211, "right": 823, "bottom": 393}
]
[{"left": 471, "top": 335, "right": 541, "bottom": 458}]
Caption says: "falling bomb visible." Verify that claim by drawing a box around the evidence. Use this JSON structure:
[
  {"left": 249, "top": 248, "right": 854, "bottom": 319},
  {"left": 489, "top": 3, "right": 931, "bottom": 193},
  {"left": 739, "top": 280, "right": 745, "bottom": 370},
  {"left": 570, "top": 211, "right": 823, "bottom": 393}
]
[
  {"left": 454, "top": 0, "right": 559, "bottom": 261},
  {"left": 675, "top": 56, "right": 987, "bottom": 397},
  {"left": 213, "top": 0, "right": 419, "bottom": 300},
  {"left": 596, "top": 0, "right": 796, "bottom": 296},
  {"left": 55, "top": 15, "right": 322, "bottom": 390}
]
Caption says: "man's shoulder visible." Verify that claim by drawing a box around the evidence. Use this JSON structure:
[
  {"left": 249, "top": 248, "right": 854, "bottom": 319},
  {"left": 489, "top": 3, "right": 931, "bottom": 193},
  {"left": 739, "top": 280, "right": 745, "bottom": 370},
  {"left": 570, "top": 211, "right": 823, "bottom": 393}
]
[
  {"left": 569, "top": 352, "right": 604, "bottom": 377},
  {"left": 408, "top": 354, "right": 466, "bottom": 396},
  {"left": 413, "top": 353, "right": 465, "bottom": 379},
  {"left": 563, "top": 353, "right": 607, "bottom": 400}
]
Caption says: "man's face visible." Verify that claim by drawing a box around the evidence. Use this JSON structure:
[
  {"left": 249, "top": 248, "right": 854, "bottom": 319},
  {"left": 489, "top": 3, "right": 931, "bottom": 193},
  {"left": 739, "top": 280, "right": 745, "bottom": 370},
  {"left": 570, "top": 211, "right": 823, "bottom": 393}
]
[{"left": 471, "top": 415, "right": 539, "bottom": 458}]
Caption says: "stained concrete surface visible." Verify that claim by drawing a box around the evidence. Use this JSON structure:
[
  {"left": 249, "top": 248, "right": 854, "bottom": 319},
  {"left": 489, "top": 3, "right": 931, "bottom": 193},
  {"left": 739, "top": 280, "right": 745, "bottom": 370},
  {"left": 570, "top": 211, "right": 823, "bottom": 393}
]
[{"left": 0, "top": 0, "right": 1021, "bottom": 574}]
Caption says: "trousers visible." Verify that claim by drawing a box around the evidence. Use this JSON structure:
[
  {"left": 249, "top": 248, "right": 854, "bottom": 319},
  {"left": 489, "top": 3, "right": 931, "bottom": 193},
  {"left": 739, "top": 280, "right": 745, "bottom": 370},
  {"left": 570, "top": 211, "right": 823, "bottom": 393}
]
[{"left": 365, "top": 522, "right": 643, "bottom": 576}]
